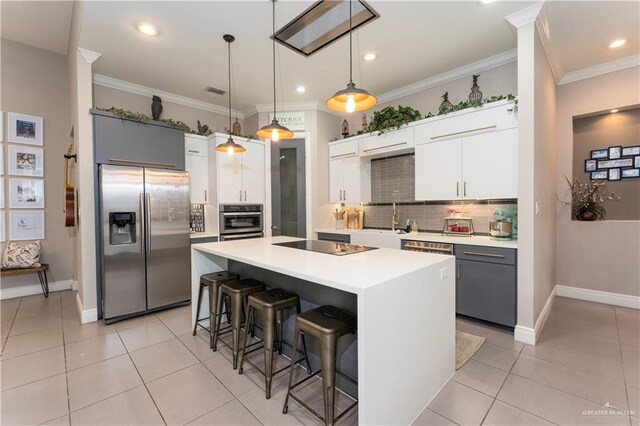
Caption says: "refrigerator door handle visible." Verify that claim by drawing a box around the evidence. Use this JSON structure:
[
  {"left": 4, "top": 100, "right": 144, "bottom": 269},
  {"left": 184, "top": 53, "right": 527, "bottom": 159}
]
[
  {"left": 139, "top": 193, "right": 145, "bottom": 255},
  {"left": 145, "top": 193, "right": 151, "bottom": 254}
]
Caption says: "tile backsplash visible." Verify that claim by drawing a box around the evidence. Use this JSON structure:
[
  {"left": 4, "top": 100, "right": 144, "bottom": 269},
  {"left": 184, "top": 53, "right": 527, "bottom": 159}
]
[{"left": 363, "top": 154, "right": 517, "bottom": 234}]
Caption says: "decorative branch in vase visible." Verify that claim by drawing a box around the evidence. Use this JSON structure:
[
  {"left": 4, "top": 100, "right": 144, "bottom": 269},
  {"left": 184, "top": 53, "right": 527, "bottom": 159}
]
[{"left": 560, "top": 176, "right": 620, "bottom": 221}]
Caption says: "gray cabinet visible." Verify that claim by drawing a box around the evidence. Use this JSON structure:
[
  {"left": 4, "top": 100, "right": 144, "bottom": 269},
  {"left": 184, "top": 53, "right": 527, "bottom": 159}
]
[
  {"left": 317, "top": 232, "right": 351, "bottom": 243},
  {"left": 455, "top": 244, "right": 517, "bottom": 328},
  {"left": 92, "top": 110, "right": 185, "bottom": 170}
]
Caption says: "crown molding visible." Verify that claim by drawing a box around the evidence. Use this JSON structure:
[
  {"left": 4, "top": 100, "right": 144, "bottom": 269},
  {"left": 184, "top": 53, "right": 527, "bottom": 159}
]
[
  {"left": 558, "top": 55, "right": 640, "bottom": 85},
  {"left": 376, "top": 49, "right": 518, "bottom": 105},
  {"left": 534, "top": 4, "right": 562, "bottom": 84},
  {"left": 505, "top": 1, "right": 544, "bottom": 29},
  {"left": 93, "top": 74, "right": 245, "bottom": 119},
  {"left": 78, "top": 48, "right": 101, "bottom": 65}
]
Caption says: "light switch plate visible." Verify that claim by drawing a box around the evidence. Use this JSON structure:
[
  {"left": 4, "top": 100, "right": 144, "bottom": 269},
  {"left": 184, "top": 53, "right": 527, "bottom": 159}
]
[{"left": 440, "top": 267, "right": 448, "bottom": 280}]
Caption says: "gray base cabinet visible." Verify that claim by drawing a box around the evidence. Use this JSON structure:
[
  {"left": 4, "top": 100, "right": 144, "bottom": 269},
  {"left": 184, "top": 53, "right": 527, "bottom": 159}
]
[{"left": 455, "top": 245, "right": 517, "bottom": 328}]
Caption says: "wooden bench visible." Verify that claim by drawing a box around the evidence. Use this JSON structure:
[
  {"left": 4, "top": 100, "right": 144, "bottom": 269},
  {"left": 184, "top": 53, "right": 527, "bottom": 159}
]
[{"left": 1, "top": 264, "right": 50, "bottom": 297}]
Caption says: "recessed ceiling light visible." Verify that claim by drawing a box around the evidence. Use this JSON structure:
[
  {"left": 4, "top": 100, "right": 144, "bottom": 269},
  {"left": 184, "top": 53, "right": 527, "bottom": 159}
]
[
  {"left": 364, "top": 52, "right": 377, "bottom": 61},
  {"left": 136, "top": 22, "right": 158, "bottom": 36},
  {"left": 609, "top": 39, "right": 626, "bottom": 49},
  {"left": 296, "top": 86, "right": 306, "bottom": 94},
  {"left": 610, "top": 109, "right": 619, "bottom": 113},
  {"left": 478, "top": 0, "right": 497, "bottom": 5}
]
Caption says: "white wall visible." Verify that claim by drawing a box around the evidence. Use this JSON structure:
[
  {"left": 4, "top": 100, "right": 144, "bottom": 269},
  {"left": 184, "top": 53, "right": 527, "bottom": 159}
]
[
  {"left": 556, "top": 66, "right": 640, "bottom": 298},
  {"left": 1, "top": 40, "right": 75, "bottom": 297}
]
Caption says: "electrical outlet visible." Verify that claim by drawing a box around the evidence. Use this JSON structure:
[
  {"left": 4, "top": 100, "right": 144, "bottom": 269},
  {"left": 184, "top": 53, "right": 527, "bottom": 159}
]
[
  {"left": 440, "top": 267, "right": 449, "bottom": 280},
  {"left": 535, "top": 201, "right": 540, "bottom": 215}
]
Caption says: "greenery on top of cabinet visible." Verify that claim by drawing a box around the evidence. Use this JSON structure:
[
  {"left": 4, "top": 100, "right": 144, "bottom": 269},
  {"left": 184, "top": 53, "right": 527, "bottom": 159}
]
[
  {"left": 367, "top": 105, "right": 423, "bottom": 135},
  {"left": 97, "top": 107, "right": 214, "bottom": 136},
  {"left": 432, "top": 94, "right": 518, "bottom": 117}
]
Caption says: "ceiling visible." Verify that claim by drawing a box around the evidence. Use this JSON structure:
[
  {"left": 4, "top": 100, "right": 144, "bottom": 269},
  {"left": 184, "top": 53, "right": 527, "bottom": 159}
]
[{"left": 1, "top": 1, "right": 638, "bottom": 115}]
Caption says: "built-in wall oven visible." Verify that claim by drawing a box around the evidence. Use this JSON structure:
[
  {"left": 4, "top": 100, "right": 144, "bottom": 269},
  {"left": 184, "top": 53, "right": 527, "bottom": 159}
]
[{"left": 219, "top": 204, "right": 264, "bottom": 241}]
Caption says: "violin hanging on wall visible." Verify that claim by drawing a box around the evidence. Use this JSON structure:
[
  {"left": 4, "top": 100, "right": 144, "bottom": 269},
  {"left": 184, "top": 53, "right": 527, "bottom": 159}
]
[{"left": 64, "top": 135, "right": 77, "bottom": 227}]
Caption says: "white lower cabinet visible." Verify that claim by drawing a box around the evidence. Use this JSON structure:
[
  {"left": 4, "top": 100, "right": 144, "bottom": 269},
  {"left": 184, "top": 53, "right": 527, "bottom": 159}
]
[
  {"left": 185, "top": 134, "right": 210, "bottom": 204},
  {"left": 216, "top": 136, "right": 265, "bottom": 205},
  {"left": 415, "top": 127, "right": 518, "bottom": 201}
]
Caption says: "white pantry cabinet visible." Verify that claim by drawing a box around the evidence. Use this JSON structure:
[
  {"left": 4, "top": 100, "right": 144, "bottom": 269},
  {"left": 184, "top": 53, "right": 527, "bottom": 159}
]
[
  {"left": 415, "top": 127, "right": 518, "bottom": 201},
  {"left": 215, "top": 135, "right": 265, "bottom": 204},
  {"left": 329, "top": 139, "right": 364, "bottom": 203},
  {"left": 185, "top": 134, "right": 210, "bottom": 204}
]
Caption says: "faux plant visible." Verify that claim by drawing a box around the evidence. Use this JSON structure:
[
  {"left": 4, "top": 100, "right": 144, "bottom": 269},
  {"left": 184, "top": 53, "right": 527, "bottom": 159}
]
[
  {"left": 562, "top": 176, "right": 620, "bottom": 221},
  {"left": 434, "top": 94, "right": 518, "bottom": 116},
  {"left": 97, "top": 107, "right": 214, "bottom": 136},
  {"left": 367, "top": 105, "right": 423, "bottom": 134}
]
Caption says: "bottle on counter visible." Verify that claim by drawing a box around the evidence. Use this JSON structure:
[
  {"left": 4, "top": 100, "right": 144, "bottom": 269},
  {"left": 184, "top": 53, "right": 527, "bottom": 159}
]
[{"left": 411, "top": 219, "right": 418, "bottom": 234}]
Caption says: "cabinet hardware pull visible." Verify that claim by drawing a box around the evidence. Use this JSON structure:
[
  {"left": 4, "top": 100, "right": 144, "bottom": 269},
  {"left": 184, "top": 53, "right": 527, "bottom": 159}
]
[
  {"left": 362, "top": 141, "right": 407, "bottom": 152},
  {"left": 330, "top": 152, "right": 357, "bottom": 159},
  {"left": 463, "top": 251, "right": 505, "bottom": 258},
  {"left": 244, "top": 190, "right": 247, "bottom": 201},
  {"left": 145, "top": 193, "right": 151, "bottom": 254},
  {"left": 108, "top": 158, "right": 176, "bottom": 168},
  {"left": 456, "top": 181, "right": 459, "bottom": 197},
  {"left": 343, "top": 190, "right": 346, "bottom": 200},
  {"left": 204, "top": 190, "right": 207, "bottom": 202},
  {"left": 187, "top": 150, "right": 199, "bottom": 153},
  {"left": 239, "top": 190, "right": 242, "bottom": 201},
  {"left": 430, "top": 125, "right": 497, "bottom": 140},
  {"left": 464, "top": 181, "right": 467, "bottom": 197},
  {"left": 457, "top": 263, "right": 460, "bottom": 279},
  {"left": 139, "top": 193, "right": 145, "bottom": 255}
]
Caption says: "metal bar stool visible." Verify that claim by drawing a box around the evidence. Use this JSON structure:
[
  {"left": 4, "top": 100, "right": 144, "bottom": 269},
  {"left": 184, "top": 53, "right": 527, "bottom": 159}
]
[
  {"left": 237, "top": 288, "right": 312, "bottom": 399},
  {"left": 282, "top": 305, "right": 358, "bottom": 426},
  {"left": 212, "top": 278, "right": 266, "bottom": 369},
  {"left": 192, "top": 271, "right": 237, "bottom": 348}
]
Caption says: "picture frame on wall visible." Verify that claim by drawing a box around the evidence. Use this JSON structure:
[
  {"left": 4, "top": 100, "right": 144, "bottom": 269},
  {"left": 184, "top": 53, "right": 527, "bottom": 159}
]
[
  {"left": 597, "top": 158, "right": 633, "bottom": 169},
  {"left": 585, "top": 159, "right": 597, "bottom": 172},
  {"left": 608, "top": 168, "right": 621, "bottom": 181},
  {"left": 622, "top": 146, "right": 640, "bottom": 157},
  {"left": 591, "top": 149, "right": 608, "bottom": 159},
  {"left": 9, "top": 210, "right": 45, "bottom": 241},
  {"left": 0, "top": 111, "right": 4, "bottom": 143},
  {"left": 0, "top": 145, "right": 3, "bottom": 175},
  {"left": 622, "top": 168, "right": 639, "bottom": 179},
  {"left": 8, "top": 112, "right": 43, "bottom": 146},
  {"left": 0, "top": 178, "right": 4, "bottom": 209},
  {"left": 8, "top": 145, "right": 44, "bottom": 177},
  {"left": 591, "top": 170, "right": 608, "bottom": 180},
  {"left": 608, "top": 146, "right": 622, "bottom": 159},
  {"left": 9, "top": 178, "right": 44, "bottom": 209},
  {"left": 635, "top": 156, "right": 640, "bottom": 168}
]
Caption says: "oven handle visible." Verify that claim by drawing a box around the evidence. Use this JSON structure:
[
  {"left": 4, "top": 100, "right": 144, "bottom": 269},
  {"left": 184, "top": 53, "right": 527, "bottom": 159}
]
[
  {"left": 221, "top": 232, "right": 263, "bottom": 240},
  {"left": 221, "top": 212, "right": 263, "bottom": 217}
]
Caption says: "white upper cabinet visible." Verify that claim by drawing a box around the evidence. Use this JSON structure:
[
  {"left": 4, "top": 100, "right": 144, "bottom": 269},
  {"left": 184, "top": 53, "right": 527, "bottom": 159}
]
[
  {"left": 185, "top": 134, "right": 210, "bottom": 204},
  {"left": 329, "top": 139, "right": 366, "bottom": 203},
  {"left": 216, "top": 135, "right": 265, "bottom": 205},
  {"left": 359, "top": 127, "right": 414, "bottom": 157},
  {"left": 415, "top": 102, "right": 518, "bottom": 201}
]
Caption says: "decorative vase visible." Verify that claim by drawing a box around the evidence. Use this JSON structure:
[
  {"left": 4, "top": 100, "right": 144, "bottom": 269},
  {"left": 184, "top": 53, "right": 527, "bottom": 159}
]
[
  {"left": 439, "top": 92, "right": 453, "bottom": 113},
  {"left": 469, "top": 74, "right": 483, "bottom": 103},
  {"left": 341, "top": 119, "right": 349, "bottom": 138},
  {"left": 151, "top": 95, "right": 163, "bottom": 120},
  {"left": 579, "top": 211, "right": 597, "bottom": 221},
  {"left": 232, "top": 118, "right": 241, "bottom": 135}
]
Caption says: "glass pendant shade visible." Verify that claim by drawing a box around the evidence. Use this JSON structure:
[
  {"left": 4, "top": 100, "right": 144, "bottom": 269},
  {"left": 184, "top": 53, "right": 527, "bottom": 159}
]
[
  {"left": 215, "top": 136, "right": 246, "bottom": 155},
  {"left": 327, "top": 81, "right": 377, "bottom": 113},
  {"left": 256, "top": 118, "right": 294, "bottom": 141}
]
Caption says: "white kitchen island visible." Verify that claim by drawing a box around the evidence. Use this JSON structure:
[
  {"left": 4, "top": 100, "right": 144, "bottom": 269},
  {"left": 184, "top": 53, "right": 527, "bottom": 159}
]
[{"left": 191, "top": 236, "right": 455, "bottom": 425}]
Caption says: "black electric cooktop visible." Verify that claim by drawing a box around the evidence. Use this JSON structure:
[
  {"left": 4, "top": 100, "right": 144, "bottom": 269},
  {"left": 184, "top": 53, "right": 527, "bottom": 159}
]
[{"left": 272, "top": 240, "right": 379, "bottom": 256}]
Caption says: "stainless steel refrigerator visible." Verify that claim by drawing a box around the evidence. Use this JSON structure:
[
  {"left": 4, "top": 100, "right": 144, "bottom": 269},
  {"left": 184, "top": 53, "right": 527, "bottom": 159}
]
[{"left": 99, "top": 164, "right": 190, "bottom": 322}]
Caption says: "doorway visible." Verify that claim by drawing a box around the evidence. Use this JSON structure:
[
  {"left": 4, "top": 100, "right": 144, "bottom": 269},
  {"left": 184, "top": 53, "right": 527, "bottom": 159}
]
[{"left": 271, "top": 138, "right": 306, "bottom": 237}]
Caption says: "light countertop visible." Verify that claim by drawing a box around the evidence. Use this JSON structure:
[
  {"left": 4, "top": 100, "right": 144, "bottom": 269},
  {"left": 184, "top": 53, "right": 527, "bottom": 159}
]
[
  {"left": 191, "top": 236, "right": 451, "bottom": 295},
  {"left": 190, "top": 231, "right": 218, "bottom": 239},
  {"left": 315, "top": 228, "right": 518, "bottom": 249}
]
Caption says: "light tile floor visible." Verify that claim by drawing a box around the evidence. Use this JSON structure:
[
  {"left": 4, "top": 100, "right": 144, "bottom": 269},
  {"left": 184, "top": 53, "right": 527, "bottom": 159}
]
[{"left": 0, "top": 291, "right": 637, "bottom": 425}]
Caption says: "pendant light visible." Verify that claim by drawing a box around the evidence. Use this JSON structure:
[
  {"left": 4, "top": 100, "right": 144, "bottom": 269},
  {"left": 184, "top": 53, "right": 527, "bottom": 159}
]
[
  {"left": 326, "top": 0, "right": 377, "bottom": 113},
  {"left": 256, "top": 0, "right": 294, "bottom": 142},
  {"left": 216, "top": 34, "right": 246, "bottom": 155}
]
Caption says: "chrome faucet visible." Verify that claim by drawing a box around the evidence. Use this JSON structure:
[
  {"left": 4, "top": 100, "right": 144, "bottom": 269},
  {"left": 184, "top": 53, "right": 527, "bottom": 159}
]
[{"left": 392, "top": 202, "right": 399, "bottom": 231}]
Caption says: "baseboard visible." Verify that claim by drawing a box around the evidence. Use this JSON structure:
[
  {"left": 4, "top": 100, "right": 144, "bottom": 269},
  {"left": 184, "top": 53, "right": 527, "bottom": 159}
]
[
  {"left": 514, "top": 286, "right": 557, "bottom": 345},
  {"left": 0, "top": 279, "right": 74, "bottom": 300},
  {"left": 556, "top": 285, "right": 640, "bottom": 309},
  {"left": 75, "top": 292, "right": 98, "bottom": 324}
]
